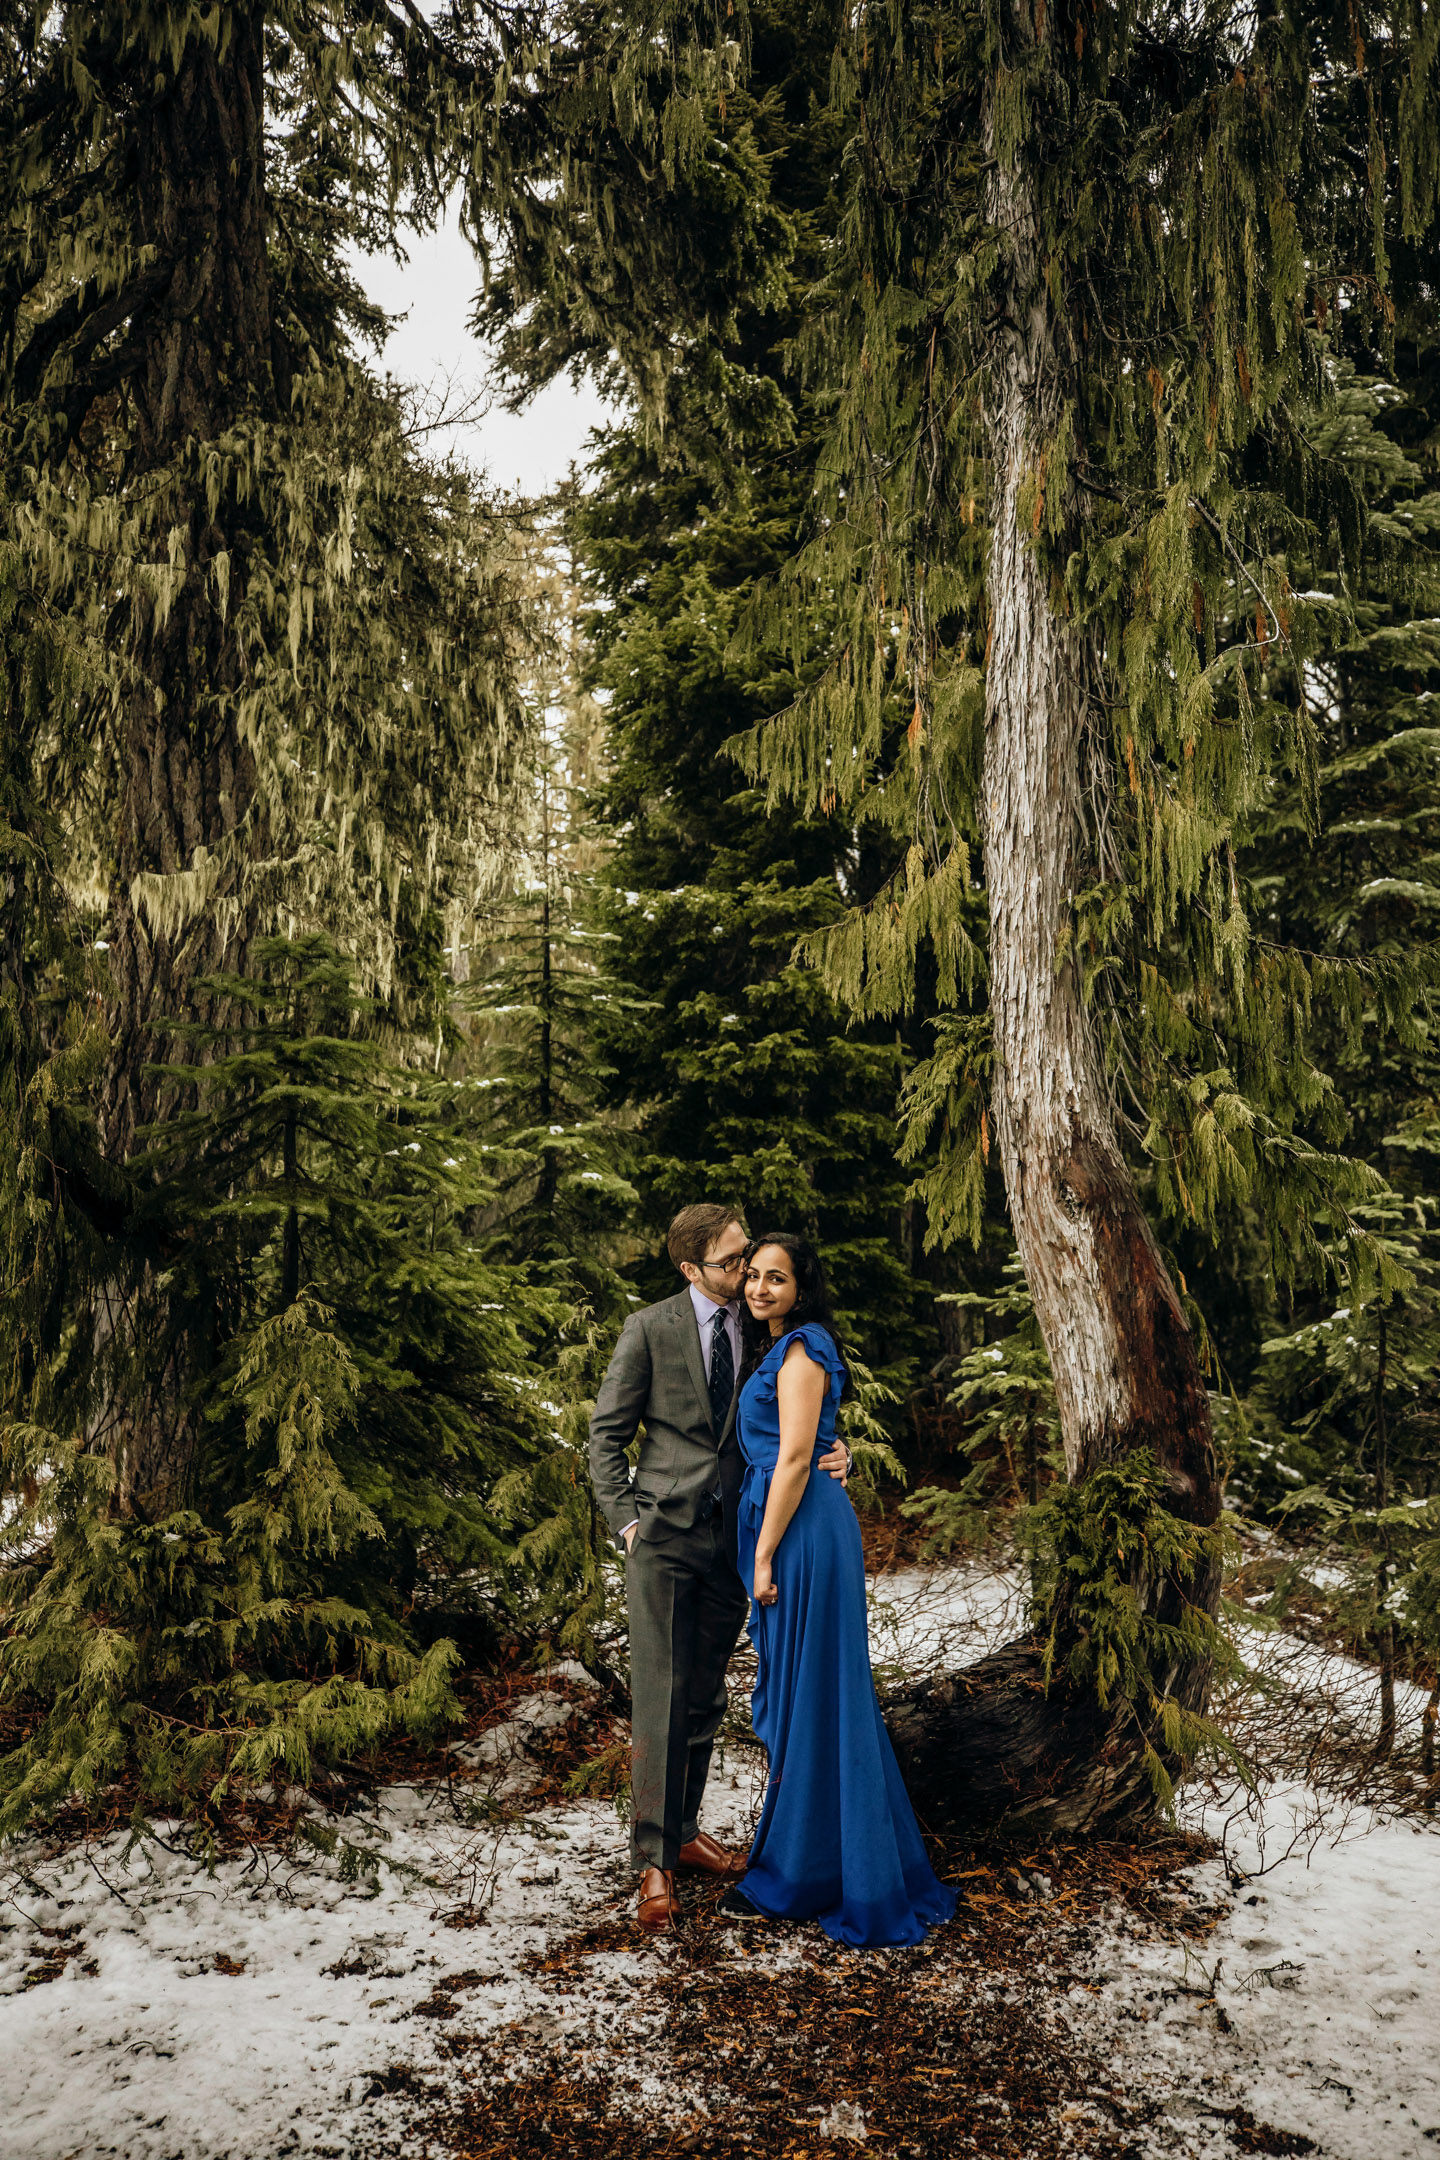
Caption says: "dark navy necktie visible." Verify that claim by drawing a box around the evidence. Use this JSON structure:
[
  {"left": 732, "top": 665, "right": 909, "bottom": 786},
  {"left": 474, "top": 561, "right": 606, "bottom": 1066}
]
[{"left": 708, "top": 1308, "right": 734, "bottom": 1430}]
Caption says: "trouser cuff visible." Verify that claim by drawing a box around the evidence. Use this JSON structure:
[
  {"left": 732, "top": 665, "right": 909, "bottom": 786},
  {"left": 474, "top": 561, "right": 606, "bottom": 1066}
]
[{"left": 631, "top": 1844, "right": 678, "bottom": 1873}]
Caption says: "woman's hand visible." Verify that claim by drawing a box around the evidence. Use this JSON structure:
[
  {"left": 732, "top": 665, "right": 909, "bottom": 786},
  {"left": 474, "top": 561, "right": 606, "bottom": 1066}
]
[
  {"left": 817, "top": 1439, "right": 851, "bottom": 1484},
  {"left": 753, "top": 1554, "right": 777, "bottom": 1607}
]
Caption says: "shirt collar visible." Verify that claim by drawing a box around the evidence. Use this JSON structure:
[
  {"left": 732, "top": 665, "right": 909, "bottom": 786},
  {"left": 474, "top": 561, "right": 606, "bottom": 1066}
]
[{"left": 688, "top": 1281, "right": 736, "bottom": 1330}]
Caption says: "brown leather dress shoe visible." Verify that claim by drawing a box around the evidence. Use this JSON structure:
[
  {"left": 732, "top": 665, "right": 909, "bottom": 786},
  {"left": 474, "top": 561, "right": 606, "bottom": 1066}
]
[
  {"left": 638, "top": 1866, "right": 680, "bottom": 1933},
  {"left": 676, "top": 1831, "right": 748, "bottom": 1880}
]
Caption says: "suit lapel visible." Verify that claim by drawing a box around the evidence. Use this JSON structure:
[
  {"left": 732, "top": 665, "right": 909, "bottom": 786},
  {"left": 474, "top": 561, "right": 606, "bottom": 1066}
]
[{"left": 668, "top": 1290, "right": 717, "bottom": 1436}]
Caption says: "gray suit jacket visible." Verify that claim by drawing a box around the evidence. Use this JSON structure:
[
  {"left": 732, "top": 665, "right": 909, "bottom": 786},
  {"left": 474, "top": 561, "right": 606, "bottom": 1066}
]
[{"left": 588, "top": 1289, "right": 741, "bottom": 1548}]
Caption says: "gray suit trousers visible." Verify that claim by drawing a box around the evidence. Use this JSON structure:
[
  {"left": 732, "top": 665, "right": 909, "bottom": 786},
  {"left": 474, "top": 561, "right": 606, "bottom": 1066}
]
[{"left": 626, "top": 1515, "right": 750, "bottom": 1872}]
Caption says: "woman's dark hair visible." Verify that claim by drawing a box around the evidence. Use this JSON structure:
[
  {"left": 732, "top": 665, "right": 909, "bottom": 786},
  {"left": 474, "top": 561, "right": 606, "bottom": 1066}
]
[{"left": 738, "top": 1232, "right": 855, "bottom": 1402}]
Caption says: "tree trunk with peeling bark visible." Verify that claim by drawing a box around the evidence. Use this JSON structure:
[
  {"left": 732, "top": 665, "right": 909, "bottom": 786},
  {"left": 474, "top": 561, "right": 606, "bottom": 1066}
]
[{"left": 883, "top": 53, "right": 1222, "bottom": 1838}]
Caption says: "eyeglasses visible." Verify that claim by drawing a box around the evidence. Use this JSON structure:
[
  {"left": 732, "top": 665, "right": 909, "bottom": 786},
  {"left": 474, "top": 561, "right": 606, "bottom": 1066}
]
[{"left": 698, "top": 1251, "right": 747, "bottom": 1276}]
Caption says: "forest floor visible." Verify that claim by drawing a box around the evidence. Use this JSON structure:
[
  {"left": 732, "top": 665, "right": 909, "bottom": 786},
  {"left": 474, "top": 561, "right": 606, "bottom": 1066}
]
[{"left": 2, "top": 1558, "right": 1437, "bottom": 2160}]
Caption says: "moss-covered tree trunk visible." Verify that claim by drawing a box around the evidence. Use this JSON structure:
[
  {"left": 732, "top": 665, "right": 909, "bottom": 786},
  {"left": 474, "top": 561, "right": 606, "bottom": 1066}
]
[
  {"left": 97, "top": 8, "right": 274, "bottom": 1517},
  {"left": 884, "top": 48, "right": 1222, "bottom": 1837}
]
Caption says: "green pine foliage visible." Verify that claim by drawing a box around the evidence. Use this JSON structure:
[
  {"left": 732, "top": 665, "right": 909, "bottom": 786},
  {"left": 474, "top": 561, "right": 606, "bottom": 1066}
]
[
  {"left": 1248, "top": 1200, "right": 1440, "bottom": 1674},
  {"left": 0, "top": 4, "right": 633, "bottom": 1828},
  {"left": 0, "top": 5, "right": 547, "bottom": 1532},
  {"left": 3, "top": 7, "right": 540, "bottom": 1013},
  {"left": 548, "top": 2, "right": 956, "bottom": 1400},
  {"left": 456, "top": 530, "right": 645, "bottom": 1662},
  {"left": 731, "top": 1, "right": 1440, "bottom": 1295},
  {"left": 1216, "top": 280, "right": 1440, "bottom": 1742},
  {"left": 1022, "top": 1449, "right": 1245, "bottom": 1817},
  {"left": 462, "top": 528, "right": 641, "bottom": 1273},
  {"left": 900, "top": 1260, "right": 1066, "bottom": 1553},
  {"left": 0, "top": 542, "right": 116, "bottom": 1357},
  {"left": 1, "top": 935, "right": 556, "bottom": 1831},
  {"left": 1229, "top": 325, "right": 1440, "bottom": 1473}
]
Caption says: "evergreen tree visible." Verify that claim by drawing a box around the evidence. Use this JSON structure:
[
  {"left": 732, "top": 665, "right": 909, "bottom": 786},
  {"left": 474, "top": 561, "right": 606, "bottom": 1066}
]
[
  {"left": 458, "top": 527, "right": 644, "bottom": 1661},
  {"left": 0, "top": 1, "right": 727, "bottom": 1821},
  {"left": 1223, "top": 249, "right": 1440, "bottom": 1768},
  {"left": 0, "top": 3, "right": 551, "bottom": 1521},
  {"left": 1, "top": 935, "right": 555, "bottom": 1829},
  {"left": 464, "top": 523, "right": 639, "bottom": 1274},
  {"left": 1248, "top": 1198, "right": 1440, "bottom": 1765},
  {"left": 493, "top": 1, "right": 957, "bottom": 1399},
  {"left": 724, "top": 1, "right": 1440, "bottom": 1830},
  {"left": 902, "top": 1259, "right": 1065, "bottom": 1549}
]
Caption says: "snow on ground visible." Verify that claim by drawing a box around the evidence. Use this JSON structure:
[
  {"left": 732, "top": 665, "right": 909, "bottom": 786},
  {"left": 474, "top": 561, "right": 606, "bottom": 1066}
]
[
  {"left": 1, "top": 1735, "right": 602, "bottom": 2159},
  {"left": 873, "top": 1563, "right": 1440, "bottom": 2156},
  {"left": 867, "top": 1562, "right": 1024, "bottom": 1677},
  {"left": 2, "top": 1566, "right": 1438, "bottom": 2160},
  {"left": 0, "top": 1680, "right": 769, "bottom": 2160},
  {"left": 1069, "top": 1780, "right": 1440, "bottom": 2160}
]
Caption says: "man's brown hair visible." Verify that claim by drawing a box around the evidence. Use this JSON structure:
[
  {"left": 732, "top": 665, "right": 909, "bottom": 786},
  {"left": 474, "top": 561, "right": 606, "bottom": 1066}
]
[{"left": 666, "top": 1203, "right": 745, "bottom": 1271}]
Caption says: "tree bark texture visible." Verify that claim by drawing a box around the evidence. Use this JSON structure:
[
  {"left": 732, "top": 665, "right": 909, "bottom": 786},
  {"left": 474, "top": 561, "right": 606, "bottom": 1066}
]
[
  {"left": 96, "top": 10, "right": 275, "bottom": 1517},
  {"left": 103, "top": 5, "right": 272, "bottom": 1157},
  {"left": 884, "top": 43, "right": 1222, "bottom": 1836}
]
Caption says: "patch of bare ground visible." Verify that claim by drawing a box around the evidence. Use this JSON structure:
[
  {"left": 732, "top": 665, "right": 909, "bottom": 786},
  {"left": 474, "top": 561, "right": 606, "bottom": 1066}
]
[{"left": 407, "top": 1834, "right": 1307, "bottom": 2160}]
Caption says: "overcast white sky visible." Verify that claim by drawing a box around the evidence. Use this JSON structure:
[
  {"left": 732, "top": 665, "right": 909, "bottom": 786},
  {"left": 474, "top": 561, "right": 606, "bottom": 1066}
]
[{"left": 356, "top": 208, "right": 616, "bottom": 497}]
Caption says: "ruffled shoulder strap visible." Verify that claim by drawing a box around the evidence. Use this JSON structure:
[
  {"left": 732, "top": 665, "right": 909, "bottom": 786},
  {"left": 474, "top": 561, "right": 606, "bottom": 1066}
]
[{"left": 774, "top": 1322, "right": 846, "bottom": 1378}]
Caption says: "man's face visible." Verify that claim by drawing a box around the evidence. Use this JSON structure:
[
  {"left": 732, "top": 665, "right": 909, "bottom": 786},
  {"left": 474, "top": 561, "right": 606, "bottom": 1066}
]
[{"left": 681, "top": 1220, "right": 748, "bottom": 1306}]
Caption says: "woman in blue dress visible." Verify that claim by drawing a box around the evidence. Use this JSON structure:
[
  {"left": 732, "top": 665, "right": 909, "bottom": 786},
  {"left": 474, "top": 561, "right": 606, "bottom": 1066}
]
[{"left": 726, "top": 1232, "right": 956, "bottom": 1949}]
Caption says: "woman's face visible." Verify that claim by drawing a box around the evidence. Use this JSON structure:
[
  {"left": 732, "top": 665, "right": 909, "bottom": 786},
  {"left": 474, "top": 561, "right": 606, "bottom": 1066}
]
[{"left": 744, "top": 1244, "right": 799, "bottom": 1331}]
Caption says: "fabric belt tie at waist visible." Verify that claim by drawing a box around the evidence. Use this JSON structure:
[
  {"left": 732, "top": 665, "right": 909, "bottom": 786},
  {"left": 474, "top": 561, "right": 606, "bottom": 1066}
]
[
  {"left": 741, "top": 1451, "right": 828, "bottom": 1532},
  {"left": 739, "top": 1461, "right": 772, "bottom": 1533}
]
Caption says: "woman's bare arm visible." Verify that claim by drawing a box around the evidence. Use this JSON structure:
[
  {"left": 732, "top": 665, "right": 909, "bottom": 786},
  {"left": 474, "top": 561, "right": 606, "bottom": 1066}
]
[{"left": 753, "top": 1341, "right": 828, "bottom": 1604}]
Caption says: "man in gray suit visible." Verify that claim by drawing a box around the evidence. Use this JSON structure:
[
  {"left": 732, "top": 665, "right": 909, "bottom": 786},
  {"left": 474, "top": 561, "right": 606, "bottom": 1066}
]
[{"left": 589, "top": 1202, "right": 850, "bottom": 1932}]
